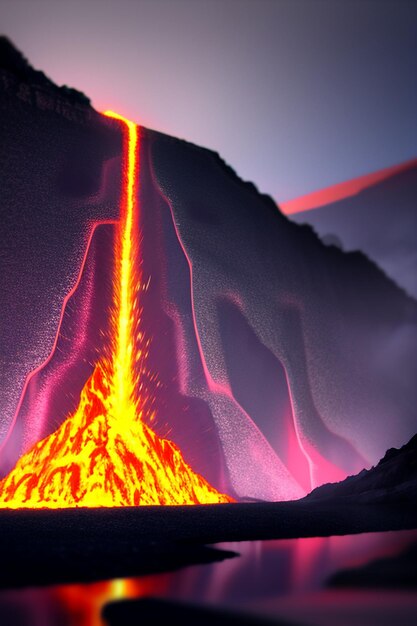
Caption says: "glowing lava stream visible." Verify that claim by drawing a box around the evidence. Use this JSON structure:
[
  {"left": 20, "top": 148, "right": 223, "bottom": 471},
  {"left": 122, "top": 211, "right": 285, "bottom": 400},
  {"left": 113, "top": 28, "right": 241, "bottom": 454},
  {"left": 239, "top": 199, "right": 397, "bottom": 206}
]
[
  {"left": 106, "top": 111, "right": 139, "bottom": 422},
  {"left": 0, "top": 112, "right": 233, "bottom": 508}
]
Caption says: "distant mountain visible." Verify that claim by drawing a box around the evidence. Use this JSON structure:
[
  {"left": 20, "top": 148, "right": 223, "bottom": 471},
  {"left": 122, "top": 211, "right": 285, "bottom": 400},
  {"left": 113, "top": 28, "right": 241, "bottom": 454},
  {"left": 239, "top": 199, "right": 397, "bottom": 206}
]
[
  {"left": 0, "top": 39, "right": 416, "bottom": 502},
  {"left": 307, "top": 433, "right": 417, "bottom": 504},
  {"left": 290, "top": 162, "right": 417, "bottom": 298}
]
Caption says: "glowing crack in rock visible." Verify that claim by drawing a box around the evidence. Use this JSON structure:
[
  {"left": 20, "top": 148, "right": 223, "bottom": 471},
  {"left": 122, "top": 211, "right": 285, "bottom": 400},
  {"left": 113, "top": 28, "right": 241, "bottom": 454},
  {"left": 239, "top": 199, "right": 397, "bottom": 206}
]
[{"left": 0, "top": 112, "right": 233, "bottom": 508}]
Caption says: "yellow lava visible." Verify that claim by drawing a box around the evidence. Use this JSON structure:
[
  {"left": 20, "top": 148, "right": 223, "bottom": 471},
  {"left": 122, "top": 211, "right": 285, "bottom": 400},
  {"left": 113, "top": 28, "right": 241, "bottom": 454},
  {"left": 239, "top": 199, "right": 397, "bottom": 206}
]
[{"left": 105, "top": 111, "right": 138, "bottom": 425}]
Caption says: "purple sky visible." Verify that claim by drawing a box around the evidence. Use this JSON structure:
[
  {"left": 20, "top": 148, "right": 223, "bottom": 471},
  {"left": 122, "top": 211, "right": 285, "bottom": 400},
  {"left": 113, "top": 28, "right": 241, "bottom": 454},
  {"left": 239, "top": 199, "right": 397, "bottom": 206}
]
[{"left": 0, "top": 0, "right": 416, "bottom": 202}]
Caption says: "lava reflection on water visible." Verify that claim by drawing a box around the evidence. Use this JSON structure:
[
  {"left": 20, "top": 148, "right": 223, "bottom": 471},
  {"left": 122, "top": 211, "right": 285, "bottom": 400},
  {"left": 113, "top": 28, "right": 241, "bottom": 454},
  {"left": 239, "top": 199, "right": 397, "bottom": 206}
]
[
  {"left": 0, "top": 530, "right": 414, "bottom": 626},
  {"left": 55, "top": 575, "right": 171, "bottom": 626}
]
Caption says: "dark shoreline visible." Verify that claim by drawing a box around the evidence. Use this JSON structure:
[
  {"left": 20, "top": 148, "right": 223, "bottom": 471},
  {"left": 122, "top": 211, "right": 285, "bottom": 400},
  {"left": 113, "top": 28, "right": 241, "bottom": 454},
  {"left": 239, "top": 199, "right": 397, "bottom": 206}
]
[{"left": 0, "top": 500, "right": 415, "bottom": 589}]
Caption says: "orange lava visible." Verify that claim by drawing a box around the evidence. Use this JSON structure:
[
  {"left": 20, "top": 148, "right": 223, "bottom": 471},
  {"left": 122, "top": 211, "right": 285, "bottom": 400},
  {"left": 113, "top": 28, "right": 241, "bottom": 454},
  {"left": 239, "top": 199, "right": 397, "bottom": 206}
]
[{"left": 0, "top": 112, "right": 233, "bottom": 508}]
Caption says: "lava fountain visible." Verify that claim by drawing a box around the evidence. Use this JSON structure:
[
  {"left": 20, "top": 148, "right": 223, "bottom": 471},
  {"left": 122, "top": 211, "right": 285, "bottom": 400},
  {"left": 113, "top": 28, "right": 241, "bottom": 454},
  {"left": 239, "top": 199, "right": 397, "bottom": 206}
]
[{"left": 0, "top": 112, "right": 233, "bottom": 508}]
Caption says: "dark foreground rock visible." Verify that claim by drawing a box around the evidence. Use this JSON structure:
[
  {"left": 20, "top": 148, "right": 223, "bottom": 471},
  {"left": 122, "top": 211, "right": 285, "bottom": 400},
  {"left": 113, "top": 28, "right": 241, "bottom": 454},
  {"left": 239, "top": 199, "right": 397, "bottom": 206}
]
[
  {"left": 102, "top": 597, "right": 300, "bottom": 626},
  {"left": 0, "top": 498, "right": 416, "bottom": 589},
  {"left": 306, "top": 433, "right": 417, "bottom": 504}
]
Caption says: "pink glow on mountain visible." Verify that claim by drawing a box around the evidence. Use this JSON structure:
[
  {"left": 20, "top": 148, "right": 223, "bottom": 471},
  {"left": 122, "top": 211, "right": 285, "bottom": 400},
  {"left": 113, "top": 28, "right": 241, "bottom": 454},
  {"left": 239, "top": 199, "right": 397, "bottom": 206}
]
[{"left": 281, "top": 158, "right": 417, "bottom": 215}]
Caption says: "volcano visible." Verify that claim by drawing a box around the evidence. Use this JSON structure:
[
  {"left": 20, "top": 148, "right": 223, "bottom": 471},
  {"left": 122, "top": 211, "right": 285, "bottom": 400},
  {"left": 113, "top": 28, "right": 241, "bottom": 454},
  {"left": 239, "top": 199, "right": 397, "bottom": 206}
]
[
  {"left": 0, "top": 69, "right": 233, "bottom": 508},
  {"left": 1, "top": 39, "right": 416, "bottom": 503}
]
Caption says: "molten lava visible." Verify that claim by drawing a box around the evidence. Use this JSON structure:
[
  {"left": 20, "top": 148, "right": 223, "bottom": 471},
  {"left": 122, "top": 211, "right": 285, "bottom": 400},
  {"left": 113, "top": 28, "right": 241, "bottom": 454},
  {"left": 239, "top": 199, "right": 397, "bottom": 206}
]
[
  {"left": 0, "top": 365, "right": 230, "bottom": 507},
  {"left": 0, "top": 112, "right": 232, "bottom": 508}
]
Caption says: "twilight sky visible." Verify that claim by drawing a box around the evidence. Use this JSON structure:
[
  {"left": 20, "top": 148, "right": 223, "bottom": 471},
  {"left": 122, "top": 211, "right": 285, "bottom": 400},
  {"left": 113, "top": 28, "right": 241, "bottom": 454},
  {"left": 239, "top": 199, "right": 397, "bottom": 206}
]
[{"left": 0, "top": 0, "right": 416, "bottom": 203}]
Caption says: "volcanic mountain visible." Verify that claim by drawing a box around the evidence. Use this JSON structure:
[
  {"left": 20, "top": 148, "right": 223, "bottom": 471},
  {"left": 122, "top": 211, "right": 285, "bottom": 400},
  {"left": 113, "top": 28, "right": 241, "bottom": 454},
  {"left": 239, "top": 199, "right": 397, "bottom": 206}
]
[
  {"left": 0, "top": 38, "right": 233, "bottom": 508},
  {"left": 1, "top": 38, "right": 416, "bottom": 503}
]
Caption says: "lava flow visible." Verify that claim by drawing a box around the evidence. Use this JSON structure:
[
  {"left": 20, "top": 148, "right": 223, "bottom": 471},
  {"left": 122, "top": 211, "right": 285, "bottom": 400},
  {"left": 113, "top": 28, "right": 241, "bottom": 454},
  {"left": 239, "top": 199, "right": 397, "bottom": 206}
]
[{"left": 0, "top": 112, "right": 233, "bottom": 508}]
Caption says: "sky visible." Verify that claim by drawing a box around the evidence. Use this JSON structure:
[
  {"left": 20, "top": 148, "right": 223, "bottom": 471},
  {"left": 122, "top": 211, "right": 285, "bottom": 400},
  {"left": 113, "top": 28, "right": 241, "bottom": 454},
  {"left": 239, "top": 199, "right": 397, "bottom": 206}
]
[{"left": 0, "top": 0, "right": 416, "bottom": 203}]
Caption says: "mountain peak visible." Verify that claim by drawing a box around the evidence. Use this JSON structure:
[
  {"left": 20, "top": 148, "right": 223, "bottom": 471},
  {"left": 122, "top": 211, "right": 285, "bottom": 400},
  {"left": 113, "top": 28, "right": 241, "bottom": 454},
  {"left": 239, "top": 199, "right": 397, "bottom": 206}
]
[
  {"left": 0, "top": 36, "right": 90, "bottom": 106},
  {"left": 0, "top": 36, "right": 30, "bottom": 76}
]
